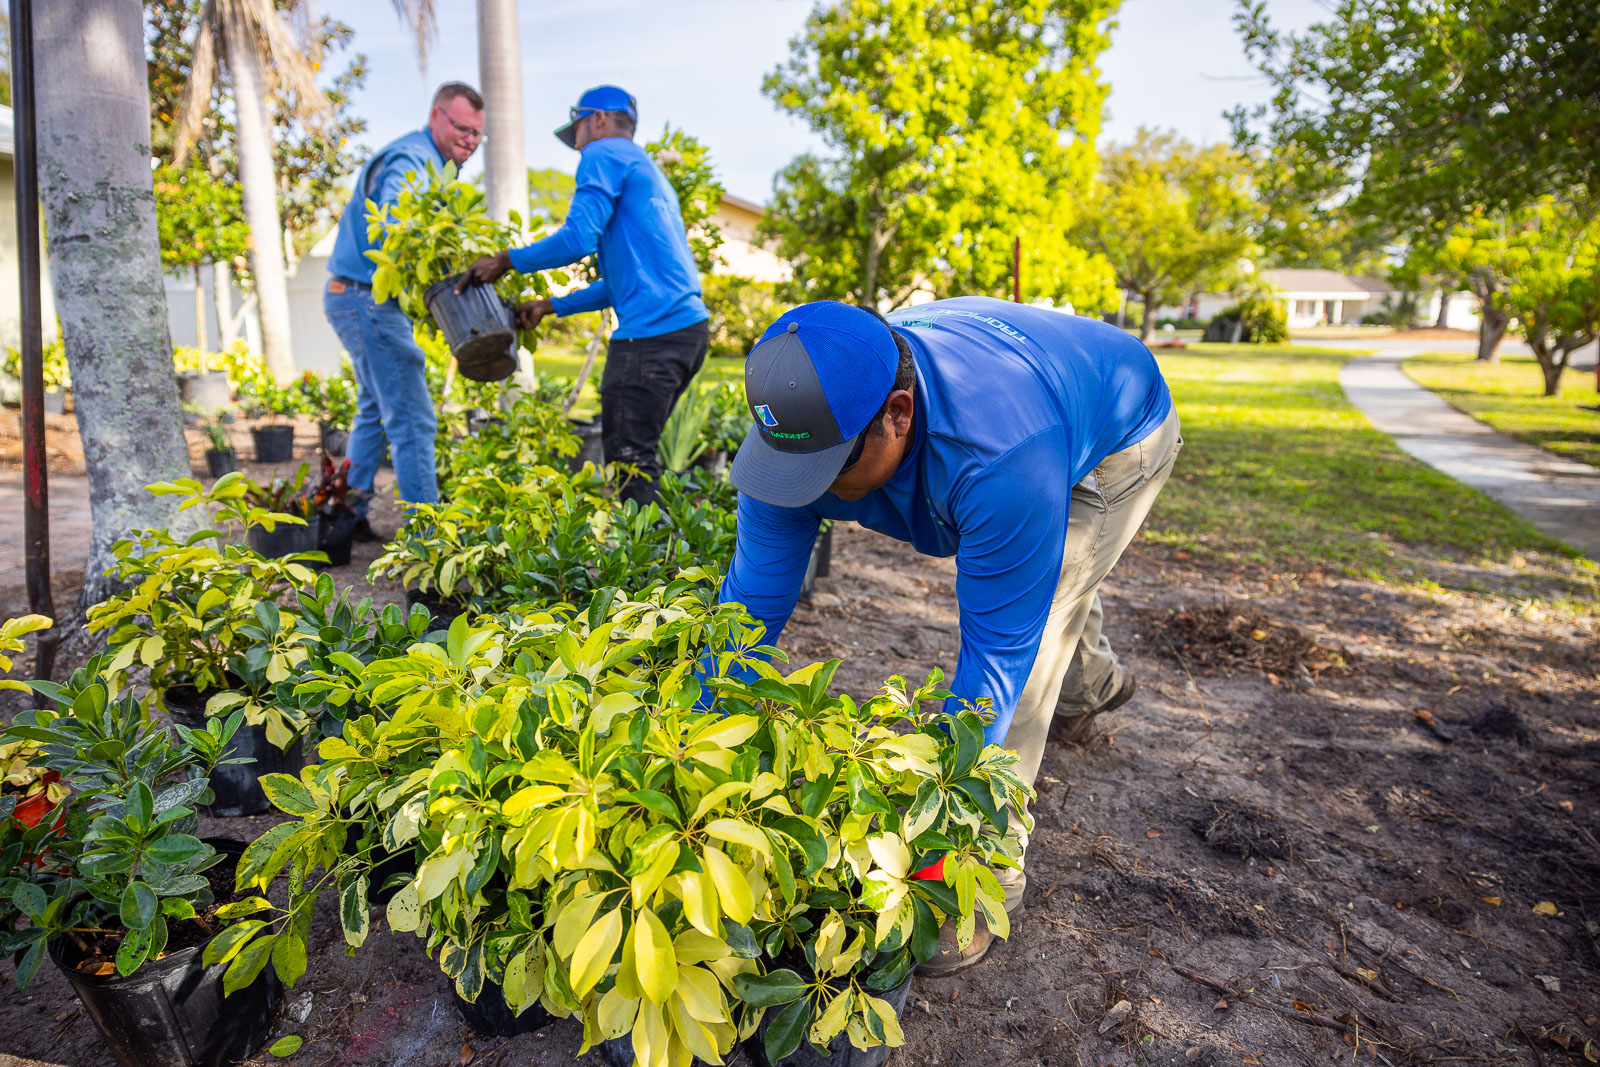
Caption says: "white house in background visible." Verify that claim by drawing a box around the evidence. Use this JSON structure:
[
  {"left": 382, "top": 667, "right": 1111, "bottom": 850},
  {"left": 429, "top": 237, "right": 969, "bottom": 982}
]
[
  {"left": 1175, "top": 268, "right": 1480, "bottom": 331},
  {"left": 0, "top": 106, "right": 61, "bottom": 352},
  {"left": 709, "top": 194, "right": 788, "bottom": 283}
]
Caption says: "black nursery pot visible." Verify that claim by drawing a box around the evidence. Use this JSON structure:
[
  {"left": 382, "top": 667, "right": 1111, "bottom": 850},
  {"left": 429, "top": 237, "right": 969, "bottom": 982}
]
[
  {"left": 317, "top": 510, "right": 358, "bottom": 567},
  {"left": 423, "top": 274, "right": 519, "bottom": 383},
  {"left": 320, "top": 423, "right": 350, "bottom": 457},
  {"left": 341, "top": 823, "right": 417, "bottom": 906},
  {"left": 694, "top": 449, "right": 729, "bottom": 475},
  {"left": 567, "top": 417, "right": 605, "bottom": 472},
  {"left": 602, "top": 1036, "right": 747, "bottom": 1067},
  {"left": 747, "top": 974, "right": 913, "bottom": 1067},
  {"left": 452, "top": 976, "right": 556, "bottom": 1037},
  {"left": 204, "top": 449, "right": 236, "bottom": 479},
  {"left": 246, "top": 519, "right": 318, "bottom": 560},
  {"left": 250, "top": 424, "right": 295, "bottom": 463},
  {"left": 166, "top": 690, "right": 304, "bottom": 817},
  {"left": 406, "top": 586, "right": 467, "bottom": 629},
  {"left": 49, "top": 839, "right": 283, "bottom": 1067}
]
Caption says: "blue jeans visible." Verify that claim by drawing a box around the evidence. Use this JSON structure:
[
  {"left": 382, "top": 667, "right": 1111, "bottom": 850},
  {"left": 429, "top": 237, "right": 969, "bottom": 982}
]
[{"left": 322, "top": 281, "right": 438, "bottom": 513}]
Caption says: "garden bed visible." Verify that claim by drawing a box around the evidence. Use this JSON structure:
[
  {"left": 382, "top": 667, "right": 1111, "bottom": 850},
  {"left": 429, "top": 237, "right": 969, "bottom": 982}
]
[{"left": 4, "top": 523, "right": 1595, "bottom": 1066}]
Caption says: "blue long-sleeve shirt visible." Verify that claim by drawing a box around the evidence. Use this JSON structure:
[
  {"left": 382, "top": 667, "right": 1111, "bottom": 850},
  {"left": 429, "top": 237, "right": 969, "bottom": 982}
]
[
  {"left": 718, "top": 298, "right": 1173, "bottom": 745},
  {"left": 328, "top": 127, "right": 446, "bottom": 286},
  {"left": 506, "top": 137, "right": 708, "bottom": 340}
]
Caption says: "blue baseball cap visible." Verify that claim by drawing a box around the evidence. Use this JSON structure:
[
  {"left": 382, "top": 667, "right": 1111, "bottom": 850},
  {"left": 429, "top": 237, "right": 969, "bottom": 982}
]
[
  {"left": 730, "top": 302, "right": 901, "bottom": 508},
  {"left": 554, "top": 85, "right": 638, "bottom": 149}
]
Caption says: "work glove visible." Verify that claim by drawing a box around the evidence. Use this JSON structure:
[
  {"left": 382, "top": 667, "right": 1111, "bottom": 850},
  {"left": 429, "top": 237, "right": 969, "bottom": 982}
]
[{"left": 456, "top": 250, "right": 512, "bottom": 292}]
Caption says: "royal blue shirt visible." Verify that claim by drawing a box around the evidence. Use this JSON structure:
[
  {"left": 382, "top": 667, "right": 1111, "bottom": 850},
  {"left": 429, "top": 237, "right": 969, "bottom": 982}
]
[
  {"left": 719, "top": 298, "right": 1173, "bottom": 744},
  {"left": 506, "top": 137, "right": 708, "bottom": 340},
  {"left": 328, "top": 127, "right": 446, "bottom": 286}
]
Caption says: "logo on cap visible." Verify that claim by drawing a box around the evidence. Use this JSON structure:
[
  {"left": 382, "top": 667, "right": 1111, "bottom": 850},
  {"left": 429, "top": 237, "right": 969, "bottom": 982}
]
[{"left": 753, "top": 403, "right": 779, "bottom": 428}]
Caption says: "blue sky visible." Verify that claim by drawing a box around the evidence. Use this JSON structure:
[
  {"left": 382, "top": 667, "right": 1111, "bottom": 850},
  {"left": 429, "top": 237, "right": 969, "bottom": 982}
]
[{"left": 328, "top": 0, "right": 1326, "bottom": 203}]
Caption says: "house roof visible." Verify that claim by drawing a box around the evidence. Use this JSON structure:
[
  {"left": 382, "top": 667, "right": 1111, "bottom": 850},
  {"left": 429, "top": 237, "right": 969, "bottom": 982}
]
[
  {"left": 1260, "top": 268, "right": 1395, "bottom": 296},
  {"left": 719, "top": 193, "right": 764, "bottom": 216}
]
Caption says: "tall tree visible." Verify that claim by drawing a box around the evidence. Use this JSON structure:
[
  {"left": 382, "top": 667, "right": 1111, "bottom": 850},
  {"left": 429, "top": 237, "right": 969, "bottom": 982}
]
[
  {"left": 153, "top": 158, "right": 249, "bottom": 356},
  {"left": 647, "top": 126, "right": 725, "bottom": 275},
  {"left": 527, "top": 167, "right": 575, "bottom": 226},
  {"left": 1076, "top": 131, "right": 1261, "bottom": 341},
  {"left": 170, "top": 0, "right": 330, "bottom": 383},
  {"left": 1500, "top": 198, "right": 1600, "bottom": 396},
  {"left": 1232, "top": 0, "right": 1600, "bottom": 359},
  {"left": 35, "top": 0, "right": 196, "bottom": 608},
  {"left": 477, "top": 0, "right": 527, "bottom": 226},
  {"left": 760, "top": 0, "right": 1119, "bottom": 309}
]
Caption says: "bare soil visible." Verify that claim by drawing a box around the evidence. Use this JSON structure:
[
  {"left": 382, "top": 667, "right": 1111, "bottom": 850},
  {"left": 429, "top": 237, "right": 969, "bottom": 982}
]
[{"left": 3, "top": 524, "right": 1597, "bottom": 1067}]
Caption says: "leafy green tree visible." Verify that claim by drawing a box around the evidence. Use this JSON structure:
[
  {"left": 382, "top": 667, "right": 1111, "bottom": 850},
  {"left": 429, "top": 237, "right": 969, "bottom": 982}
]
[
  {"left": 646, "top": 126, "right": 726, "bottom": 275},
  {"left": 1499, "top": 198, "right": 1600, "bottom": 396},
  {"left": 527, "top": 167, "right": 575, "bottom": 227},
  {"left": 154, "top": 158, "right": 249, "bottom": 357},
  {"left": 760, "top": 0, "right": 1119, "bottom": 310},
  {"left": 1231, "top": 0, "right": 1600, "bottom": 357},
  {"left": 1075, "top": 130, "right": 1260, "bottom": 341}
]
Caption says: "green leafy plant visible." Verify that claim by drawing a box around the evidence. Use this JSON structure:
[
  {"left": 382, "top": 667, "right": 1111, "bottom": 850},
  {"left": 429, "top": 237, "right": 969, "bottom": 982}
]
[
  {"left": 0, "top": 677, "right": 246, "bottom": 988},
  {"left": 201, "top": 414, "right": 234, "bottom": 453},
  {"left": 658, "top": 381, "right": 715, "bottom": 472},
  {"left": 701, "top": 274, "right": 786, "bottom": 357},
  {"left": 321, "top": 370, "right": 359, "bottom": 429},
  {"left": 86, "top": 475, "right": 319, "bottom": 748}
]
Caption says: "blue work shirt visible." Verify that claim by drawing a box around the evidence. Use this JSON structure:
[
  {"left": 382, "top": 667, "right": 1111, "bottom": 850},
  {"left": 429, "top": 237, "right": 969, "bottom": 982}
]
[
  {"left": 719, "top": 297, "right": 1173, "bottom": 744},
  {"left": 328, "top": 127, "right": 446, "bottom": 285},
  {"left": 506, "top": 137, "right": 707, "bottom": 340}
]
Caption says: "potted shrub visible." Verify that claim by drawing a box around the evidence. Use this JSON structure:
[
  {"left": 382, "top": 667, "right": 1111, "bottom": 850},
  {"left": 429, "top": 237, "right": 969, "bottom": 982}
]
[
  {"left": 308, "top": 455, "right": 359, "bottom": 566},
  {"left": 319, "top": 369, "right": 358, "bottom": 456},
  {"left": 86, "top": 476, "right": 318, "bottom": 816},
  {"left": 0, "top": 679, "right": 283, "bottom": 1067},
  {"left": 659, "top": 379, "right": 715, "bottom": 473},
  {"left": 240, "top": 377, "right": 299, "bottom": 463},
  {"left": 366, "top": 161, "right": 558, "bottom": 383},
  {"left": 244, "top": 463, "right": 320, "bottom": 560},
  {"left": 0, "top": 615, "right": 63, "bottom": 831},
  {"left": 201, "top": 412, "right": 236, "bottom": 478}
]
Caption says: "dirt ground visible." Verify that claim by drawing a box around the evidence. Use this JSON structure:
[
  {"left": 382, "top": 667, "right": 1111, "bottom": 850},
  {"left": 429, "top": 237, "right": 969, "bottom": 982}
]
[{"left": 2, "top": 522, "right": 1597, "bottom": 1067}]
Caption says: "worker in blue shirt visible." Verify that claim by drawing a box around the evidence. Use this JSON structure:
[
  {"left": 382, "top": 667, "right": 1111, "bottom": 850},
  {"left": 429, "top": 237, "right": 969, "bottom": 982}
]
[
  {"left": 324, "top": 81, "right": 486, "bottom": 537},
  {"left": 723, "top": 298, "right": 1182, "bottom": 976},
  {"left": 458, "top": 85, "right": 709, "bottom": 506}
]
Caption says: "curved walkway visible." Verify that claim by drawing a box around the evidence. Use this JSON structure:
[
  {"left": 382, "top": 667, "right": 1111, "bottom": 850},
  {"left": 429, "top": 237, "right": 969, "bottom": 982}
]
[{"left": 1335, "top": 344, "right": 1600, "bottom": 561}]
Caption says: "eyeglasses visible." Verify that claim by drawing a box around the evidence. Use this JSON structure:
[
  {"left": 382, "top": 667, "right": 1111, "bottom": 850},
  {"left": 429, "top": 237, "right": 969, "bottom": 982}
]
[
  {"left": 443, "top": 114, "right": 486, "bottom": 142},
  {"left": 837, "top": 430, "right": 869, "bottom": 475}
]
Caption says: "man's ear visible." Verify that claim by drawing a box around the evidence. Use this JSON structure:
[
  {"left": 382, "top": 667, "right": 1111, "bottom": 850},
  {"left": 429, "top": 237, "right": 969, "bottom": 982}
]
[{"left": 885, "top": 389, "right": 915, "bottom": 437}]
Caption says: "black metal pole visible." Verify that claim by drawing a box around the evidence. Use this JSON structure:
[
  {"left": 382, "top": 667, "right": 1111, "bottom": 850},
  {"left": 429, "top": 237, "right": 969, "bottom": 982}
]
[{"left": 14, "top": 0, "right": 57, "bottom": 678}]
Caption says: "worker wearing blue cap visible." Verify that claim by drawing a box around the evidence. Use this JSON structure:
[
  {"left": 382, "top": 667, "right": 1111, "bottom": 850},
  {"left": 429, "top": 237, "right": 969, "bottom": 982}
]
[
  {"left": 722, "top": 298, "right": 1181, "bottom": 976},
  {"left": 459, "top": 85, "right": 709, "bottom": 506}
]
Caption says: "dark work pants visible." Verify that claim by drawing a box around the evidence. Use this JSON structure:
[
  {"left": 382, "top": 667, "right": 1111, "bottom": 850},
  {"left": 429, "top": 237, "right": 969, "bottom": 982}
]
[{"left": 600, "top": 319, "right": 710, "bottom": 506}]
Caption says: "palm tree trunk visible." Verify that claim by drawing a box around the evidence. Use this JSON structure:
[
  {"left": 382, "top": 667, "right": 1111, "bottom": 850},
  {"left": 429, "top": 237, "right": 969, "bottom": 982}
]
[
  {"left": 214, "top": 259, "right": 236, "bottom": 349},
  {"left": 222, "top": 8, "right": 295, "bottom": 382},
  {"left": 477, "top": 0, "right": 527, "bottom": 226},
  {"left": 34, "top": 0, "right": 196, "bottom": 609},
  {"left": 194, "top": 266, "right": 208, "bottom": 359}
]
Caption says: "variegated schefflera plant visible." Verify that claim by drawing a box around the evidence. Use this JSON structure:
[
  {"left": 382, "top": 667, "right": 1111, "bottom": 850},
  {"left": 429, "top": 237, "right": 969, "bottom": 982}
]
[{"left": 216, "top": 574, "right": 1031, "bottom": 1067}]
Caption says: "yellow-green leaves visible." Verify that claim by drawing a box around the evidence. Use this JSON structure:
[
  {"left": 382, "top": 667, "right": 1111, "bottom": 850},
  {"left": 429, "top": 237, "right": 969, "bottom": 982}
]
[
  {"left": 701, "top": 846, "right": 754, "bottom": 924},
  {"left": 633, "top": 907, "right": 678, "bottom": 1003},
  {"left": 570, "top": 906, "right": 623, "bottom": 997}
]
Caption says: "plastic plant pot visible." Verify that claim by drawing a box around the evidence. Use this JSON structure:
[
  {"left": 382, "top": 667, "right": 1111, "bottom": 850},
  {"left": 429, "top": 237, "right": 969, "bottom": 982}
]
[
  {"left": 451, "top": 977, "right": 556, "bottom": 1037},
  {"left": 423, "top": 274, "right": 519, "bottom": 383},
  {"left": 8, "top": 771, "right": 64, "bottom": 829},
  {"left": 246, "top": 520, "right": 318, "bottom": 560},
  {"left": 49, "top": 838, "right": 284, "bottom": 1067},
  {"left": 320, "top": 424, "right": 350, "bottom": 457},
  {"left": 165, "top": 690, "right": 304, "bottom": 818},
  {"left": 204, "top": 449, "right": 236, "bottom": 479},
  {"left": 746, "top": 973, "right": 913, "bottom": 1067},
  {"left": 43, "top": 389, "right": 66, "bottom": 415},
  {"left": 250, "top": 424, "right": 295, "bottom": 463},
  {"left": 814, "top": 525, "right": 833, "bottom": 578},
  {"left": 340, "top": 823, "right": 417, "bottom": 907},
  {"left": 694, "top": 449, "right": 729, "bottom": 475},
  {"left": 405, "top": 586, "right": 467, "bottom": 629},
  {"left": 601, "top": 1036, "right": 747, "bottom": 1067},
  {"left": 567, "top": 418, "right": 605, "bottom": 472},
  {"left": 317, "top": 511, "right": 358, "bottom": 567},
  {"left": 176, "top": 370, "right": 230, "bottom": 415}
]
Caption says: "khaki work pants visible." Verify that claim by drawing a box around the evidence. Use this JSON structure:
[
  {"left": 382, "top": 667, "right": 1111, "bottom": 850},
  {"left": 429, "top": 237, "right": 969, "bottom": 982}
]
[{"left": 993, "top": 408, "right": 1182, "bottom": 908}]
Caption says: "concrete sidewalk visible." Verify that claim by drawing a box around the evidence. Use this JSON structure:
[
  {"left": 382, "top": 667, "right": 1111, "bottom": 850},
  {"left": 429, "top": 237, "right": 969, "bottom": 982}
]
[
  {"left": 1339, "top": 346, "right": 1600, "bottom": 560},
  {"left": 0, "top": 471, "right": 91, "bottom": 591}
]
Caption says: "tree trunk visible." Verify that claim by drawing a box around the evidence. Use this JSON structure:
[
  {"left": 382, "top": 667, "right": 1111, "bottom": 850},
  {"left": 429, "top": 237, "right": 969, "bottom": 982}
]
[
  {"left": 35, "top": 0, "right": 197, "bottom": 609},
  {"left": 1140, "top": 290, "right": 1155, "bottom": 343},
  {"left": 1477, "top": 298, "right": 1509, "bottom": 363},
  {"left": 862, "top": 227, "right": 882, "bottom": 308},
  {"left": 1540, "top": 353, "right": 1565, "bottom": 397},
  {"left": 477, "top": 0, "right": 527, "bottom": 227},
  {"left": 214, "top": 259, "right": 236, "bottom": 350},
  {"left": 1434, "top": 289, "right": 1452, "bottom": 328},
  {"left": 222, "top": 9, "right": 294, "bottom": 382}
]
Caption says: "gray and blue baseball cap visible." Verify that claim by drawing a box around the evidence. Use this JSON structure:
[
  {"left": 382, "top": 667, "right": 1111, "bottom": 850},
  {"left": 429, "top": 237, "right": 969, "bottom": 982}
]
[
  {"left": 730, "top": 302, "right": 900, "bottom": 508},
  {"left": 554, "top": 85, "right": 638, "bottom": 149}
]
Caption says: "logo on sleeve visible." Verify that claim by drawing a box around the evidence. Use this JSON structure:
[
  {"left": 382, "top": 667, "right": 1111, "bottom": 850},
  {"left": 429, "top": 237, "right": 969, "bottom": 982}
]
[{"left": 753, "top": 403, "right": 779, "bottom": 428}]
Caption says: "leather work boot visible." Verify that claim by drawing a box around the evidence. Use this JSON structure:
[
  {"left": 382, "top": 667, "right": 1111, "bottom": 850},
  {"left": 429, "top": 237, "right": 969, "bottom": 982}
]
[
  {"left": 1051, "top": 673, "right": 1137, "bottom": 745},
  {"left": 917, "top": 866, "right": 1026, "bottom": 978}
]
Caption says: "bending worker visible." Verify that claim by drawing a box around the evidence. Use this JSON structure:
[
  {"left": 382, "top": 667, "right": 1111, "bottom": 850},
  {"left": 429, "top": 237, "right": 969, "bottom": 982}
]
[
  {"left": 459, "top": 85, "right": 709, "bottom": 506},
  {"left": 722, "top": 297, "right": 1181, "bottom": 976},
  {"left": 324, "top": 81, "right": 486, "bottom": 538}
]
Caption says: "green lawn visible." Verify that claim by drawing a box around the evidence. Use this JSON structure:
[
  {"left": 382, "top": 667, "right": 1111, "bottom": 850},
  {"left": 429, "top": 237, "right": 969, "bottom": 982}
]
[
  {"left": 1402, "top": 351, "right": 1600, "bottom": 469},
  {"left": 528, "top": 345, "right": 745, "bottom": 417},
  {"left": 1144, "top": 344, "right": 1596, "bottom": 599}
]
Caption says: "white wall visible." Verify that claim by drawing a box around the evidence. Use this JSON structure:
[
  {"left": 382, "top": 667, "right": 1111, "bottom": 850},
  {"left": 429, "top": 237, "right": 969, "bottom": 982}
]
[{"left": 163, "top": 255, "right": 345, "bottom": 374}]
